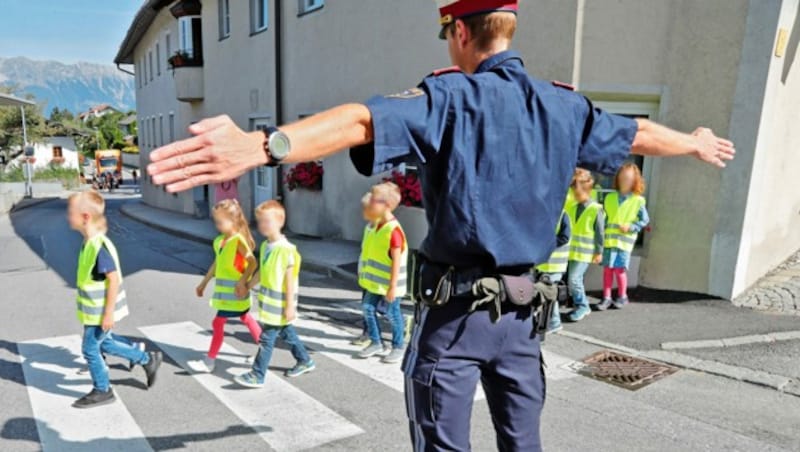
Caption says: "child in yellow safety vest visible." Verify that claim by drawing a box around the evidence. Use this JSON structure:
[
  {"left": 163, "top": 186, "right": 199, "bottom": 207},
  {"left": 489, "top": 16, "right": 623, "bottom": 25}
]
[
  {"left": 356, "top": 182, "right": 408, "bottom": 364},
  {"left": 351, "top": 191, "right": 378, "bottom": 347},
  {"left": 193, "top": 199, "right": 262, "bottom": 373},
  {"left": 596, "top": 163, "right": 650, "bottom": 310},
  {"left": 67, "top": 191, "right": 162, "bottom": 408},
  {"left": 234, "top": 200, "right": 315, "bottom": 387},
  {"left": 565, "top": 169, "right": 605, "bottom": 323}
]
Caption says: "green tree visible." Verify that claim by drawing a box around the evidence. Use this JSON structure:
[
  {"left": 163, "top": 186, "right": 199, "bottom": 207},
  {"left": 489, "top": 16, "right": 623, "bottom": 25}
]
[{"left": 0, "top": 85, "right": 46, "bottom": 149}]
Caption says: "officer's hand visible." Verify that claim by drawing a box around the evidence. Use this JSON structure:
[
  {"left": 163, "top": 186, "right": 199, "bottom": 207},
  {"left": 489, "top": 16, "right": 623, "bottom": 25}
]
[
  {"left": 592, "top": 254, "right": 602, "bottom": 264},
  {"left": 147, "top": 115, "right": 266, "bottom": 193},
  {"left": 692, "top": 128, "right": 736, "bottom": 168},
  {"left": 385, "top": 288, "right": 397, "bottom": 303},
  {"left": 195, "top": 283, "right": 205, "bottom": 298},
  {"left": 619, "top": 224, "right": 630, "bottom": 233},
  {"left": 101, "top": 313, "right": 114, "bottom": 332}
]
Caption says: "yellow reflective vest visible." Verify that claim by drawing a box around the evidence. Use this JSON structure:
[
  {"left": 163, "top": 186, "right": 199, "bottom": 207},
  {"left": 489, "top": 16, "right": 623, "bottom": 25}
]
[
  {"left": 604, "top": 192, "right": 645, "bottom": 253},
  {"left": 358, "top": 219, "right": 408, "bottom": 297},
  {"left": 76, "top": 234, "right": 129, "bottom": 325},
  {"left": 210, "top": 233, "right": 252, "bottom": 312},
  {"left": 567, "top": 201, "right": 602, "bottom": 263},
  {"left": 257, "top": 239, "right": 301, "bottom": 326},
  {"left": 536, "top": 212, "right": 570, "bottom": 274}
]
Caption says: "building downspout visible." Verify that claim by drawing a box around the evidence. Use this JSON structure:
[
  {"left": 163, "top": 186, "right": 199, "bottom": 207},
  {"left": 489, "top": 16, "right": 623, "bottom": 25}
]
[
  {"left": 571, "top": 0, "right": 586, "bottom": 88},
  {"left": 274, "top": 0, "right": 285, "bottom": 201}
]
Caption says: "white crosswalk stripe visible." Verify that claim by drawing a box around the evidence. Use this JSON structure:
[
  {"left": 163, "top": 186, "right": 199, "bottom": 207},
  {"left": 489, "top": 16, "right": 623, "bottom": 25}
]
[
  {"left": 138, "top": 321, "right": 363, "bottom": 452},
  {"left": 17, "top": 335, "right": 153, "bottom": 452}
]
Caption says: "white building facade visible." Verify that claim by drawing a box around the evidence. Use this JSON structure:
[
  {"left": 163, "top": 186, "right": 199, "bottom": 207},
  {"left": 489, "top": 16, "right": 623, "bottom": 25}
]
[{"left": 117, "top": 0, "right": 800, "bottom": 300}]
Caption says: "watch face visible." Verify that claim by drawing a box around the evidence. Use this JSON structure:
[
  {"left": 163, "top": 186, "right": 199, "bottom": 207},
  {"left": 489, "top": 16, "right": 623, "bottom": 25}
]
[{"left": 269, "top": 132, "right": 291, "bottom": 160}]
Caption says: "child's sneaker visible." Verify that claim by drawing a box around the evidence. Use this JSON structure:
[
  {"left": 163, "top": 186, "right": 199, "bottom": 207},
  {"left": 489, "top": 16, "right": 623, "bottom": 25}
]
[
  {"left": 567, "top": 306, "right": 591, "bottom": 323},
  {"left": 234, "top": 372, "right": 264, "bottom": 388},
  {"left": 285, "top": 360, "right": 316, "bottom": 377},
  {"left": 188, "top": 355, "right": 216, "bottom": 373},
  {"left": 594, "top": 298, "right": 613, "bottom": 311},
  {"left": 72, "top": 388, "right": 115, "bottom": 409},
  {"left": 356, "top": 342, "right": 384, "bottom": 359},
  {"left": 143, "top": 351, "right": 162, "bottom": 388},
  {"left": 381, "top": 347, "right": 405, "bottom": 364},
  {"left": 350, "top": 334, "right": 371, "bottom": 347},
  {"left": 611, "top": 297, "right": 629, "bottom": 309},
  {"left": 129, "top": 342, "right": 146, "bottom": 371},
  {"left": 546, "top": 323, "right": 563, "bottom": 334}
]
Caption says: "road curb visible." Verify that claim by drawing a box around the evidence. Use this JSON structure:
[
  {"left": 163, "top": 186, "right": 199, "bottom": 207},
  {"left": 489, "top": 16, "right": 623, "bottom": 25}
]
[
  {"left": 9, "top": 197, "right": 59, "bottom": 214},
  {"left": 120, "top": 201, "right": 361, "bottom": 283},
  {"left": 661, "top": 330, "right": 800, "bottom": 350}
]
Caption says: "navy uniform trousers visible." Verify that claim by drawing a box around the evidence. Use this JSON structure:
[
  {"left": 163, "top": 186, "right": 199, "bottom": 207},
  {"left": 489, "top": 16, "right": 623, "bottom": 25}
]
[{"left": 403, "top": 300, "right": 545, "bottom": 451}]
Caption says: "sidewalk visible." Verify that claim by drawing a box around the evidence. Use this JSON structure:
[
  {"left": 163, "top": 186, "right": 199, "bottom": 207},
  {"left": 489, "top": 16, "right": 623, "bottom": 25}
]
[{"left": 119, "top": 199, "right": 361, "bottom": 282}]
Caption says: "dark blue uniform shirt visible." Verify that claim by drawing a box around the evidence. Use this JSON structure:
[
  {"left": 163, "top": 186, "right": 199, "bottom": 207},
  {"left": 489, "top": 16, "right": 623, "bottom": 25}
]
[{"left": 351, "top": 50, "right": 637, "bottom": 269}]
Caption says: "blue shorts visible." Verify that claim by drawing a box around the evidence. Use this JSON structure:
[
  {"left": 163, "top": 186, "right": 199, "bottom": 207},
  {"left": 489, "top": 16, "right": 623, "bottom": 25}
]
[
  {"left": 217, "top": 309, "right": 250, "bottom": 318},
  {"left": 602, "top": 247, "right": 631, "bottom": 270}
]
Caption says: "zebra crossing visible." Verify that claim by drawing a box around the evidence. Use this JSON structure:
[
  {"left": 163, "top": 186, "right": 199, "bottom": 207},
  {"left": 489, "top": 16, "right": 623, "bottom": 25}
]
[{"left": 16, "top": 315, "right": 580, "bottom": 451}]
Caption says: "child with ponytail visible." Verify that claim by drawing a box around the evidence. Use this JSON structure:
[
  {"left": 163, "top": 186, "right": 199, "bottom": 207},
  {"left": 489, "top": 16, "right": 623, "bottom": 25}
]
[
  {"left": 596, "top": 163, "right": 650, "bottom": 310},
  {"left": 192, "top": 199, "right": 262, "bottom": 372}
]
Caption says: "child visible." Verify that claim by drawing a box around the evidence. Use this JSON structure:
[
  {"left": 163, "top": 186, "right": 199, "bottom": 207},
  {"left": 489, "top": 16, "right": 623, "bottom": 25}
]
[
  {"left": 356, "top": 182, "right": 407, "bottom": 364},
  {"left": 67, "top": 191, "right": 162, "bottom": 408},
  {"left": 565, "top": 169, "right": 605, "bottom": 323},
  {"left": 193, "top": 199, "right": 262, "bottom": 373},
  {"left": 234, "top": 201, "right": 315, "bottom": 387},
  {"left": 535, "top": 208, "right": 571, "bottom": 333},
  {"left": 351, "top": 192, "right": 378, "bottom": 347},
  {"left": 597, "top": 163, "right": 650, "bottom": 310}
]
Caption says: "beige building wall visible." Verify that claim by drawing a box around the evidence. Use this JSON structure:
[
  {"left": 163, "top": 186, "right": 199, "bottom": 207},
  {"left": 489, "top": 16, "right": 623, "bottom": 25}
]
[
  {"left": 727, "top": 0, "right": 800, "bottom": 297},
  {"left": 133, "top": 8, "right": 196, "bottom": 215}
]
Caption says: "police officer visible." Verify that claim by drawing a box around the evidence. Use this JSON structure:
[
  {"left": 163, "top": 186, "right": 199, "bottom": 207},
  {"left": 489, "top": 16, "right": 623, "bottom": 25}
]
[{"left": 147, "top": 1, "right": 736, "bottom": 449}]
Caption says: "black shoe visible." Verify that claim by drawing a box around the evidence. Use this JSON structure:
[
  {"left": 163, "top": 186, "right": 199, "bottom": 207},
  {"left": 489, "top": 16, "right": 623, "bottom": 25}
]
[
  {"left": 72, "top": 388, "right": 115, "bottom": 409},
  {"left": 143, "top": 351, "right": 162, "bottom": 388}
]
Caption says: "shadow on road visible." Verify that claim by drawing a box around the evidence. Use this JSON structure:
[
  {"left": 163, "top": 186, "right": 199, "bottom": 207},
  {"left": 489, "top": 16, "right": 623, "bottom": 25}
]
[{"left": 1, "top": 417, "right": 272, "bottom": 451}]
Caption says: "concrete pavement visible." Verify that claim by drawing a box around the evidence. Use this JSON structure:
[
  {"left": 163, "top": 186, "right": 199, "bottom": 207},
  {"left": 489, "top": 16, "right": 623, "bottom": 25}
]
[{"left": 2, "top": 197, "right": 800, "bottom": 451}]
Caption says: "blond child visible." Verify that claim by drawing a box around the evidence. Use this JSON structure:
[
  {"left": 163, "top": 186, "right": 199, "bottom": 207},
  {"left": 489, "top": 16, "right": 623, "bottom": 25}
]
[
  {"left": 356, "top": 182, "right": 408, "bottom": 364},
  {"left": 597, "top": 163, "right": 650, "bottom": 310},
  {"left": 235, "top": 201, "right": 314, "bottom": 387},
  {"left": 565, "top": 169, "right": 605, "bottom": 323},
  {"left": 67, "top": 191, "right": 161, "bottom": 408},
  {"left": 193, "top": 199, "right": 262, "bottom": 372}
]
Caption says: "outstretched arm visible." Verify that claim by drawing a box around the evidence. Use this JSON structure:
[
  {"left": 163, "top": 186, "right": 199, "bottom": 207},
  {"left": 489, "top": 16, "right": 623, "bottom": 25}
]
[
  {"left": 631, "top": 119, "right": 735, "bottom": 168},
  {"left": 147, "top": 104, "right": 373, "bottom": 193}
]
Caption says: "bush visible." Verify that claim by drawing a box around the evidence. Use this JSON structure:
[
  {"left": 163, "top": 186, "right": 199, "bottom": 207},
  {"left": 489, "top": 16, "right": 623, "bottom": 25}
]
[{"left": 0, "top": 163, "right": 80, "bottom": 189}]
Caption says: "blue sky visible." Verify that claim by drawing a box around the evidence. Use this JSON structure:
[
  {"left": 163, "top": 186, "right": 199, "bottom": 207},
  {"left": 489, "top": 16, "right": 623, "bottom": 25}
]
[{"left": 0, "top": 0, "right": 143, "bottom": 64}]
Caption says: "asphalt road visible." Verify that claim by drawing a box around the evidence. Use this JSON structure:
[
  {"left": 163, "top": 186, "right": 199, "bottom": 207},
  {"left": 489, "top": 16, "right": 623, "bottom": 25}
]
[{"left": 1, "top": 194, "right": 799, "bottom": 451}]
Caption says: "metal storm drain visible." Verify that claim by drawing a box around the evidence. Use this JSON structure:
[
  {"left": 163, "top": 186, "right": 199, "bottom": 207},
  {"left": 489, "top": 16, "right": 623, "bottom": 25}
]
[{"left": 572, "top": 350, "right": 678, "bottom": 390}]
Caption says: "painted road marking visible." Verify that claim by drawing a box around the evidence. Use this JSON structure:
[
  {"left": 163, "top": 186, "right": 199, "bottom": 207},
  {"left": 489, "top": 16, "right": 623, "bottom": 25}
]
[
  {"left": 18, "top": 335, "right": 153, "bottom": 452},
  {"left": 139, "top": 321, "right": 363, "bottom": 452}
]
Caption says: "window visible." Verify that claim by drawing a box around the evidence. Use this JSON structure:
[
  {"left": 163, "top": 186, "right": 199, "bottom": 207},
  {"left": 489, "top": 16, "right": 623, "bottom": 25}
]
[
  {"left": 169, "top": 112, "right": 175, "bottom": 142},
  {"left": 140, "top": 119, "right": 147, "bottom": 150},
  {"left": 142, "top": 57, "right": 147, "bottom": 85},
  {"left": 219, "top": 0, "right": 231, "bottom": 39},
  {"left": 298, "top": 0, "right": 324, "bottom": 16},
  {"left": 52, "top": 146, "right": 63, "bottom": 158},
  {"left": 165, "top": 32, "right": 171, "bottom": 62},
  {"left": 156, "top": 43, "right": 161, "bottom": 76},
  {"left": 159, "top": 115, "right": 164, "bottom": 146},
  {"left": 251, "top": 0, "right": 268, "bottom": 33},
  {"left": 179, "top": 16, "right": 202, "bottom": 60},
  {"left": 148, "top": 51, "right": 154, "bottom": 81},
  {"left": 151, "top": 117, "right": 156, "bottom": 150}
]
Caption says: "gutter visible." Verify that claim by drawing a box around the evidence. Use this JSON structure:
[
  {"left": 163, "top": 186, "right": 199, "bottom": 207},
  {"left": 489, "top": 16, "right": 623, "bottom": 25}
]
[{"left": 115, "top": 63, "right": 135, "bottom": 77}]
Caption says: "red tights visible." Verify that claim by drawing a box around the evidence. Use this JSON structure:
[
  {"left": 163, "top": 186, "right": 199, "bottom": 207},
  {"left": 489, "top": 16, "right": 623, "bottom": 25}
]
[
  {"left": 602, "top": 267, "right": 628, "bottom": 300},
  {"left": 208, "top": 314, "right": 262, "bottom": 359}
]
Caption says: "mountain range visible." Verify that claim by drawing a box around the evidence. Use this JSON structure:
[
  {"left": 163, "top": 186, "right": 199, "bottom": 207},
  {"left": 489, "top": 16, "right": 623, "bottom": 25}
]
[{"left": 0, "top": 56, "right": 135, "bottom": 117}]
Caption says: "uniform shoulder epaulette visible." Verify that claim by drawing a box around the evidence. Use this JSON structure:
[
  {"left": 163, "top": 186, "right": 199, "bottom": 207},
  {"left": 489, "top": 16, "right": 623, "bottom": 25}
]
[
  {"left": 552, "top": 80, "right": 576, "bottom": 91},
  {"left": 429, "top": 66, "right": 462, "bottom": 77}
]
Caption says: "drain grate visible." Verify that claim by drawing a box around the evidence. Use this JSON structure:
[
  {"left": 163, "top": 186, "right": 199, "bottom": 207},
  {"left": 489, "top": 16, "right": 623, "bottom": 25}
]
[{"left": 574, "top": 350, "right": 678, "bottom": 390}]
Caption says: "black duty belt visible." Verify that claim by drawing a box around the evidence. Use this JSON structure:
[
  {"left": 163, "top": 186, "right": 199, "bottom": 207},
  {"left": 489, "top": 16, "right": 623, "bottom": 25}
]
[{"left": 414, "top": 258, "right": 568, "bottom": 340}]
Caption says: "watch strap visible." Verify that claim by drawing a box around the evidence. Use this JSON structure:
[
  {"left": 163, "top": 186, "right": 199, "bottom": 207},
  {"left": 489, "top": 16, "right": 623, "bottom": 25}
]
[{"left": 262, "top": 126, "right": 280, "bottom": 167}]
